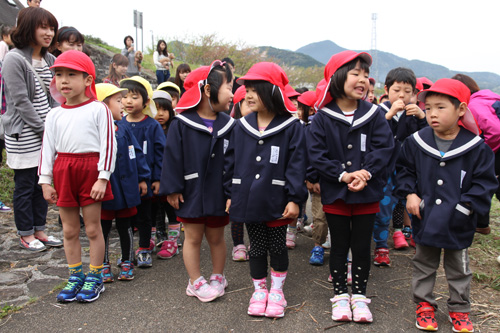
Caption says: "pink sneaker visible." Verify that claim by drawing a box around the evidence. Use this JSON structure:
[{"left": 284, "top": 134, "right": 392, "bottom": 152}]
[
  {"left": 331, "top": 294, "right": 352, "bottom": 321},
  {"left": 232, "top": 245, "right": 248, "bottom": 261},
  {"left": 286, "top": 231, "right": 296, "bottom": 249},
  {"left": 157, "top": 240, "right": 179, "bottom": 259},
  {"left": 209, "top": 274, "right": 228, "bottom": 297},
  {"left": 351, "top": 295, "right": 373, "bottom": 323},
  {"left": 186, "top": 276, "right": 219, "bottom": 302},
  {"left": 248, "top": 289, "right": 268, "bottom": 316},
  {"left": 265, "top": 289, "right": 287, "bottom": 318},
  {"left": 148, "top": 239, "right": 156, "bottom": 252},
  {"left": 393, "top": 230, "right": 409, "bottom": 250}
]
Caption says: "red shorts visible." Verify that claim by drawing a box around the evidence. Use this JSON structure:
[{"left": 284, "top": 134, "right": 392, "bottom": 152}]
[
  {"left": 266, "top": 218, "right": 293, "bottom": 227},
  {"left": 53, "top": 152, "right": 113, "bottom": 207},
  {"left": 177, "top": 216, "right": 229, "bottom": 228},
  {"left": 101, "top": 207, "right": 137, "bottom": 220},
  {"left": 323, "top": 199, "right": 380, "bottom": 216}
]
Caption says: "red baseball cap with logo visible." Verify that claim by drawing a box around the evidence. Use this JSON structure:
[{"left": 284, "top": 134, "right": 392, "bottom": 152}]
[
  {"left": 417, "top": 78, "right": 479, "bottom": 135},
  {"left": 237, "top": 62, "right": 297, "bottom": 113},
  {"left": 175, "top": 60, "right": 226, "bottom": 113},
  {"left": 316, "top": 50, "right": 372, "bottom": 110},
  {"left": 49, "top": 50, "right": 97, "bottom": 104}
]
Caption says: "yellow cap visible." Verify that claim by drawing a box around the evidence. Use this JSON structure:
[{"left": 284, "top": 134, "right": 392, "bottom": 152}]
[
  {"left": 157, "top": 81, "right": 181, "bottom": 95},
  {"left": 95, "top": 83, "right": 127, "bottom": 102},
  {"left": 119, "top": 76, "right": 157, "bottom": 117}
]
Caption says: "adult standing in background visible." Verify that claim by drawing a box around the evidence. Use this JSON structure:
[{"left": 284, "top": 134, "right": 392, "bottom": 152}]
[
  {"left": 121, "top": 35, "right": 139, "bottom": 77},
  {"left": 1, "top": 7, "right": 62, "bottom": 251},
  {"left": 153, "top": 40, "right": 174, "bottom": 84}
]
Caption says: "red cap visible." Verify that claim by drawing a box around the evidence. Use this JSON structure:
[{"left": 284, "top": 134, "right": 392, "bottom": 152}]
[
  {"left": 417, "top": 78, "right": 479, "bottom": 135},
  {"left": 416, "top": 78, "right": 424, "bottom": 92},
  {"left": 233, "top": 85, "right": 246, "bottom": 104},
  {"left": 316, "top": 50, "right": 372, "bottom": 110},
  {"left": 369, "top": 77, "right": 376, "bottom": 85},
  {"left": 285, "top": 84, "right": 300, "bottom": 98},
  {"left": 49, "top": 50, "right": 97, "bottom": 104},
  {"left": 298, "top": 91, "right": 317, "bottom": 108},
  {"left": 237, "top": 62, "right": 297, "bottom": 113},
  {"left": 175, "top": 60, "right": 226, "bottom": 113},
  {"left": 418, "top": 77, "right": 434, "bottom": 88}
]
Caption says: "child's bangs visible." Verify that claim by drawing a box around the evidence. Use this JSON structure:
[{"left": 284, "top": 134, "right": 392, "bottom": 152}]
[
  {"left": 120, "top": 80, "right": 148, "bottom": 101},
  {"left": 340, "top": 57, "right": 370, "bottom": 74}
]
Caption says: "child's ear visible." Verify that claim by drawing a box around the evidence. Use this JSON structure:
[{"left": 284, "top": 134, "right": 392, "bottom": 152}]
[
  {"left": 112, "top": 63, "right": 118, "bottom": 69},
  {"left": 56, "top": 42, "right": 62, "bottom": 51},
  {"left": 143, "top": 98, "right": 150, "bottom": 108},
  {"left": 458, "top": 102, "right": 467, "bottom": 117},
  {"left": 203, "top": 84, "right": 211, "bottom": 98},
  {"left": 85, "top": 75, "right": 94, "bottom": 87},
  {"left": 384, "top": 85, "right": 389, "bottom": 95}
]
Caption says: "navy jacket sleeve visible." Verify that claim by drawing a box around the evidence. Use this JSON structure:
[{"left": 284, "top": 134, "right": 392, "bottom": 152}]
[
  {"left": 306, "top": 112, "right": 345, "bottom": 182},
  {"left": 130, "top": 131, "right": 151, "bottom": 182},
  {"left": 285, "top": 122, "right": 308, "bottom": 203},
  {"left": 152, "top": 122, "right": 167, "bottom": 182},
  {"left": 394, "top": 138, "right": 418, "bottom": 199},
  {"left": 159, "top": 119, "right": 184, "bottom": 196},
  {"left": 223, "top": 128, "right": 236, "bottom": 199}
]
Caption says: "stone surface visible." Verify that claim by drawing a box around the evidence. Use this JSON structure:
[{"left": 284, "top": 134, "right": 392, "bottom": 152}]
[
  {"left": 50, "top": 249, "right": 67, "bottom": 260},
  {"left": 0, "top": 287, "right": 25, "bottom": 301},
  {"left": 39, "top": 266, "right": 69, "bottom": 279},
  {"left": 27, "top": 279, "right": 62, "bottom": 298},
  {"left": 0, "top": 271, "right": 32, "bottom": 286}
]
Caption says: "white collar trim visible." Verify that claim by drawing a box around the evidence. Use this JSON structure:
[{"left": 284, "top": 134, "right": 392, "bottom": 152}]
[
  {"left": 240, "top": 116, "right": 297, "bottom": 137},
  {"left": 413, "top": 132, "right": 482, "bottom": 159},
  {"left": 217, "top": 117, "right": 235, "bottom": 137},
  {"left": 176, "top": 114, "right": 211, "bottom": 133}
]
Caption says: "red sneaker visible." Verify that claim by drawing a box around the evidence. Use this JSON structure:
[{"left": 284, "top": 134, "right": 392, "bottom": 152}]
[
  {"left": 449, "top": 312, "right": 474, "bottom": 333},
  {"left": 393, "top": 230, "right": 409, "bottom": 249},
  {"left": 373, "top": 248, "right": 391, "bottom": 266},
  {"left": 415, "top": 302, "right": 438, "bottom": 331}
]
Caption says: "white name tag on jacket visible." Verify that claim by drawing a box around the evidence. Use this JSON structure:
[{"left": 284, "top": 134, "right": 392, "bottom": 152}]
[
  {"left": 223, "top": 139, "right": 229, "bottom": 154},
  {"left": 128, "top": 145, "right": 136, "bottom": 159},
  {"left": 270, "top": 146, "right": 280, "bottom": 164},
  {"left": 360, "top": 134, "right": 367, "bottom": 152},
  {"left": 143, "top": 141, "right": 148, "bottom": 154}
]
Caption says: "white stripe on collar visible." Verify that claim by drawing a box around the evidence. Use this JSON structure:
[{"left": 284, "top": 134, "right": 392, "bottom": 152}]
[
  {"left": 240, "top": 116, "right": 297, "bottom": 137},
  {"left": 176, "top": 114, "right": 211, "bottom": 133},
  {"left": 353, "top": 104, "right": 379, "bottom": 127},
  {"left": 217, "top": 117, "right": 235, "bottom": 137},
  {"left": 379, "top": 103, "right": 399, "bottom": 121},
  {"left": 413, "top": 132, "right": 482, "bottom": 159},
  {"left": 321, "top": 107, "right": 351, "bottom": 123}
]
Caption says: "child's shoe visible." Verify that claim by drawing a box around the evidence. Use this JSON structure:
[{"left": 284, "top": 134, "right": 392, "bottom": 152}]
[
  {"left": 117, "top": 261, "right": 134, "bottom": 281},
  {"left": 101, "top": 262, "right": 114, "bottom": 283},
  {"left": 248, "top": 288, "right": 268, "bottom": 316},
  {"left": 0, "top": 201, "right": 11, "bottom": 212},
  {"left": 409, "top": 236, "right": 416, "bottom": 248},
  {"left": 449, "top": 312, "right": 474, "bottom": 333},
  {"left": 232, "top": 244, "right": 249, "bottom": 261},
  {"left": 347, "top": 262, "right": 352, "bottom": 285},
  {"left": 328, "top": 274, "right": 333, "bottom": 282},
  {"left": 186, "top": 276, "right": 219, "bottom": 302},
  {"left": 393, "top": 230, "right": 409, "bottom": 249},
  {"left": 373, "top": 248, "right": 391, "bottom": 266},
  {"left": 309, "top": 246, "right": 325, "bottom": 265},
  {"left": 148, "top": 239, "right": 155, "bottom": 252},
  {"left": 209, "top": 274, "right": 228, "bottom": 297},
  {"left": 137, "top": 250, "right": 153, "bottom": 267},
  {"left": 331, "top": 294, "right": 352, "bottom": 321},
  {"left": 286, "top": 231, "right": 296, "bottom": 249},
  {"left": 76, "top": 275, "right": 105, "bottom": 302},
  {"left": 322, "top": 231, "right": 331, "bottom": 249},
  {"left": 303, "top": 223, "right": 314, "bottom": 237},
  {"left": 155, "top": 229, "right": 168, "bottom": 247},
  {"left": 351, "top": 295, "right": 373, "bottom": 323},
  {"left": 56, "top": 275, "right": 84, "bottom": 302},
  {"left": 415, "top": 302, "right": 438, "bottom": 331},
  {"left": 157, "top": 240, "right": 179, "bottom": 259},
  {"left": 35, "top": 235, "right": 63, "bottom": 247},
  {"left": 265, "top": 289, "right": 287, "bottom": 318}
]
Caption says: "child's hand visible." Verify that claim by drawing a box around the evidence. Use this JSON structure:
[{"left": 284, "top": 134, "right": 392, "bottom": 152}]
[
  {"left": 167, "top": 193, "right": 184, "bottom": 210},
  {"left": 312, "top": 182, "right": 321, "bottom": 194},
  {"left": 306, "top": 180, "right": 314, "bottom": 192},
  {"left": 138, "top": 181, "right": 148, "bottom": 197},
  {"left": 406, "top": 193, "right": 422, "bottom": 219},
  {"left": 405, "top": 104, "right": 425, "bottom": 119},
  {"left": 348, "top": 177, "right": 367, "bottom": 192},
  {"left": 350, "top": 170, "right": 370, "bottom": 182},
  {"left": 90, "top": 179, "right": 108, "bottom": 201},
  {"left": 282, "top": 202, "right": 299, "bottom": 219},
  {"left": 41, "top": 184, "right": 58, "bottom": 204},
  {"left": 386, "top": 99, "right": 405, "bottom": 119},
  {"left": 225, "top": 199, "right": 231, "bottom": 213},
  {"left": 151, "top": 181, "right": 160, "bottom": 195}
]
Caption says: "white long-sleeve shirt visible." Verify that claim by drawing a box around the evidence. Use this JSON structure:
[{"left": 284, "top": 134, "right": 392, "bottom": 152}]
[
  {"left": 153, "top": 51, "right": 171, "bottom": 70},
  {"left": 38, "top": 99, "right": 117, "bottom": 184}
]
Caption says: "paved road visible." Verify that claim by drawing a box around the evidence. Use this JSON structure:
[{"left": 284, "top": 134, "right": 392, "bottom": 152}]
[{"left": 1, "top": 222, "right": 472, "bottom": 333}]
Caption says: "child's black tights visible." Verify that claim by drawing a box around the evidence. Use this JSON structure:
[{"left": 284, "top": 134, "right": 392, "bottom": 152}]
[
  {"left": 101, "top": 217, "right": 134, "bottom": 263},
  {"left": 326, "top": 213, "right": 375, "bottom": 295}
]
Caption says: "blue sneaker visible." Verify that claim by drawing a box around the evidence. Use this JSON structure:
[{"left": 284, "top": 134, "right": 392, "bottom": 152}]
[
  {"left": 0, "top": 201, "right": 11, "bottom": 212},
  {"left": 117, "top": 261, "right": 135, "bottom": 281},
  {"left": 137, "top": 250, "right": 153, "bottom": 268},
  {"left": 76, "top": 275, "right": 105, "bottom": 302},
  {"left": 57, "top": 275, "right": 85, "bottom": 302},
  {"left": 309, "top": 246, "right": 325, "bottom": 266}
]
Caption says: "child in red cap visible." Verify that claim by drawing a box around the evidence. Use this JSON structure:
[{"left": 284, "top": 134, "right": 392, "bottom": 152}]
[
  {"left": 38, "top": 50, "right": 117, "bottom": 303},
  {"left": 224, "top": 62, "right": 307, "bottom": 318},
  {"left": 395, "top": 78, "right": 497, "bottom": 332},
  {"left": 307, "top": 50, "right": 395, "bottom": 323},
  {"left": 159, "top": 60, "right": 235, "bottom": 302}
]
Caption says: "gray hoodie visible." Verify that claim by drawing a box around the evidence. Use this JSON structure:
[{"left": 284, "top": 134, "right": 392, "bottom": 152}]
[{"left": 1, "top": 46, "right": 58, "bottom": 138}]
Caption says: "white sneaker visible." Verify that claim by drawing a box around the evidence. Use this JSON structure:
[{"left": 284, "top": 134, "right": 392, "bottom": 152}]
[
  {"left": 322, "top": 231, "right": 331, "bottom": 249},
  {"left": 209, "top": 274, "right": 228, "bottom": 297},
  {"left": 303, "top": 223, "right": 314, "bottom": 237}
]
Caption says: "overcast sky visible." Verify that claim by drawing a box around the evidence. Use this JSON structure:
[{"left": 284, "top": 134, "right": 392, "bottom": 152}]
[{"left": 42, "top": 0, "right": 500, "bottom": 76}]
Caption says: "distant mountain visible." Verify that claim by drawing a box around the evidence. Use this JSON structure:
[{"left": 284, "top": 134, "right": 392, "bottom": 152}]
[
  {"left": 296, "top": 40, "right": 500, "bottom": 93},
  {"left": 257, "top": 46, "right": 324, "bottom": 68}
]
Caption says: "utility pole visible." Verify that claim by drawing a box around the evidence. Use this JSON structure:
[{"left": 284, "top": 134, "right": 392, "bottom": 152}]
[{"left": 371, "top": 13, "right": 379, "bottom": 86}]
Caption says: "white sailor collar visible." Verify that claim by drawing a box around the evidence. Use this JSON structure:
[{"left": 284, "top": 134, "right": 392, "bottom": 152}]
[
  {"left": 319, "top": 100, "right": 379, "bottom": 129},
  {"left": 378, "top": 101, "right": 400, "bottom": 122},
  {"left": 176, "top": 110, "right": 235, "bottom": 138},
  {"left": 239, "top": 112, "right": 298, "bottom": 139},
  {"left": 412, "top": 127, "right": 483, "bottom": 161}
]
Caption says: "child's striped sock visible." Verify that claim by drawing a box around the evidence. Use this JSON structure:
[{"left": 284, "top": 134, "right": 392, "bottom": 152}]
[
  {"left": 68, "top": 262, "right": 85, "bottom": 279},
  {"left": 88, "top": 264, "right": 104, "bottom": 280},
  {"left": 168, "top": 223, "right": 181, "bottom": 241}
]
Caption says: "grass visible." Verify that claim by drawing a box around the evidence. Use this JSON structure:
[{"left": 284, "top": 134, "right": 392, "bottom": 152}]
[
  {"left": 0, "top": 304, "right": 22, "bottom": 320},
  {"left": 51, "top": 280, "right": 67, "bottom": 294},
  {"left": 0, "top": 150, "right": 14, "bottom": 205}
]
